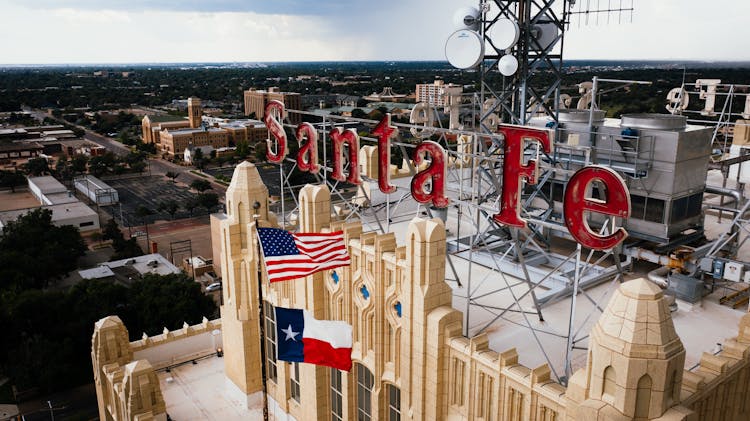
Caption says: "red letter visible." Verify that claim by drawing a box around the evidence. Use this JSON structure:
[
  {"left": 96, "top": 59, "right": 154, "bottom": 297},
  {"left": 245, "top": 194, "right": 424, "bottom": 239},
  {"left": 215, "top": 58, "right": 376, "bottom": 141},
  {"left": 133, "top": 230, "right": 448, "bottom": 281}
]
[
  {"left": 493, "top": 126, "right": 552, "bottom": 228},
  {"left": 372, "top": 114, "right": 397, "bottom": 194},
  {"left": 564, "top": 166, "right": 630, "bottom": 250},
  {"left": 330, "top": 128, "right": 361, "bottom": 185},
  {"left": 411, "top": 141, "right": 449, "bottom": 208},
  {"left": 295, "top": 123, "right": 319, "bottom": 174},
  {"left": 264, "top": 100, "right": 287, "bottom": 164}
]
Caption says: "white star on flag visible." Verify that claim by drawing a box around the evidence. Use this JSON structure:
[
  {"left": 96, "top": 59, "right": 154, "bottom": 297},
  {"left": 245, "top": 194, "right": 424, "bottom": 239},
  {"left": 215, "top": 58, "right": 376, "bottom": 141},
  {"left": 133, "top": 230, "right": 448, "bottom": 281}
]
[{"left": 282, "top": 324, "right": 299, "bottom": 341}]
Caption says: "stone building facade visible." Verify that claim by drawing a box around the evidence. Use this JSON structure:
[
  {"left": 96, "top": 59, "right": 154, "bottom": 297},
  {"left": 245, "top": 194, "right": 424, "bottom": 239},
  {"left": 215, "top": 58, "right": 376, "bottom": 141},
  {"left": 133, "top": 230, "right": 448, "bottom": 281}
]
[
  {"left": 243, "top": 88, "right": 302, "bottom": 125},
  {"left": 211, "top": 162, "right": 750, "bottom": 421},
  {"left": 94, "top": 161, "right": 750, "bottom": 420},
  {"left": 91, "top": 316, "right": 222, "bottom": 421}
]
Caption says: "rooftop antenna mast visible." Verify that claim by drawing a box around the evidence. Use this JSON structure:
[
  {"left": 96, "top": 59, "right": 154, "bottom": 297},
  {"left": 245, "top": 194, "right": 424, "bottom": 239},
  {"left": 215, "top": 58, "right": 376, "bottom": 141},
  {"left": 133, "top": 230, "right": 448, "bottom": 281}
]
[{"left": 444, "top": 0, "right": 638, "bottom": 383}]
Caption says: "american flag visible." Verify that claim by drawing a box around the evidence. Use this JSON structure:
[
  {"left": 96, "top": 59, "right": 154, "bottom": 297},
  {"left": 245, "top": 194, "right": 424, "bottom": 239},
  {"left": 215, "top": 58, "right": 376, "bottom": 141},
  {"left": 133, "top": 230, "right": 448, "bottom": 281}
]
[{"left": 256, "top": 227, "right": 351, "bottom": 283}]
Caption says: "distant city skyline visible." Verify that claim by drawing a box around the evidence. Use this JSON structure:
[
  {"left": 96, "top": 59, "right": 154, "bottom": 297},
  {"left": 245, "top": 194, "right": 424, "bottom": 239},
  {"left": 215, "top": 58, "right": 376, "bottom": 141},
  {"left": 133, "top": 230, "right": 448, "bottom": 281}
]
[{"left": 0, "top": 0, "right": 748, "bottom": 64}]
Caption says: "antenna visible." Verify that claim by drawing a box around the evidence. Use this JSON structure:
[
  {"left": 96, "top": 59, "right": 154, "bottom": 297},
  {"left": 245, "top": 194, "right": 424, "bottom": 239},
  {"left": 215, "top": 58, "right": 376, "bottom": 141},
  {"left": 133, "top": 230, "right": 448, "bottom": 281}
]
[{"left": 568, "top": 0, "right": 635, "bottom": 27}]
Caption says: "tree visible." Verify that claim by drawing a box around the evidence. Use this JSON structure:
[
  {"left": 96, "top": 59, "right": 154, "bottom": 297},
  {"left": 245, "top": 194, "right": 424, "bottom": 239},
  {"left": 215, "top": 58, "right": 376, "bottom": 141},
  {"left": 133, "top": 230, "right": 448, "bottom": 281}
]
[
  {"left": 157, "top": 200, "right": 179, "bottom": 220},
  {"left": 103, "top": 219, "right": 143, "bottom": 260},
  {"left": 235, "top": 139, "right": 250, "bottom": 158},
  {"left": 351, "top": 108, "right": 367, "bottom": 119},
  {"left": 190, "top": 178, "right": 212, "bottom": 192},
  {"left": 0, "top": 170, "right": 26, "bottom": 192},
  {"left": 183, "top": 196, "right": 199, "bottom": 216},
  {"left": 0, "top": 208, "right": 86, "bottom": 290},
  {"left": 130, "top": 161, "right": 147, "bottom": 174},
  {"left": 192, "top": 147, "right": 205, "bottom": 170},
  {"left": 23, "top": 157, "right": 50, "bottom": 176},
  {"left": 196, "top": 192, "right": 219, "bottom": 212},
  {"left": 165, "top": 171, "right": 179, "bottom": 183},
  {"left": 70, "top": 154, "right": 89, "bottom": 174},
  {"left": 126, "top": 273, "right": 217, "bottom": 336}
]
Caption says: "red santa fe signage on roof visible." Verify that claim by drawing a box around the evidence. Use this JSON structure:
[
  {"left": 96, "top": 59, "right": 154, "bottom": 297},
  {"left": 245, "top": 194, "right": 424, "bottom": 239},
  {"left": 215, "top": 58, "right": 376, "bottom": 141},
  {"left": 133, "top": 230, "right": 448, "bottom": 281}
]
[{"left": 263, "top": 101, "right": 631, "bottom": 251}]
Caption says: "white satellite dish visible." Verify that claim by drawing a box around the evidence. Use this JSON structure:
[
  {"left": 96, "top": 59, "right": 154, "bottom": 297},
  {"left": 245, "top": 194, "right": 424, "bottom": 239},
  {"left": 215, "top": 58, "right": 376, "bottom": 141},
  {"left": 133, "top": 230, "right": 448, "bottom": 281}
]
[
  {"left": 498, "top": 55, "right": 519, "bottom": 76},
  {"left": 488, "top": 18, "right": 520, "bottom": 50},
  {"left": 530, "top": 14, "right": 559, "bottom": 51},
  {"left": 445, "top": 29, "right": 484, "bottom": 70},
  {"left": 453, "top": 6, "right": 480, "bottom": 30}
]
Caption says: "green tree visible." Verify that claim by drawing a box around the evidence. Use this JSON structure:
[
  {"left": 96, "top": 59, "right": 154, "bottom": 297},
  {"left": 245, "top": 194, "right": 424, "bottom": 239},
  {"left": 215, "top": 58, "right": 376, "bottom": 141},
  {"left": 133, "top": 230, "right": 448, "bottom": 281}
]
[
  {"left": 192, "top": 147, "right": 205, "bottom": 170},
  {"left": 235, "top": 139, "right": 250, "bottom": 158},
  {"left": 126, "top": 273, "right": 217, "bottom": 336},
  {"left": 190, "top": 178, "right": 212, "bottom": 192},
  {"left": 71, "top": 154, "right": 89, "bottom": 174},
  {"left": 157, "top": 199, "right": 179, "bottom": 220},
  {"left": 183, "top": 196, "right": 199, "bottom": 216},
  {"left": 0, "top": 208, "right": 86, "bottom": 290},
  {"left": 0, "top": 170, "right": 26, "bottom": 192},
  {"left": 351, "top": 108, "right": 367, "bottom": 119},
  {"left": 196, "top": 192, "right": 219, "bottom": 212},
  {"left": 165, "top": 171, "right": 179, "bottom": 183},
  {"left": 23, "top": 157, "right": 50, "bottom": 176}
]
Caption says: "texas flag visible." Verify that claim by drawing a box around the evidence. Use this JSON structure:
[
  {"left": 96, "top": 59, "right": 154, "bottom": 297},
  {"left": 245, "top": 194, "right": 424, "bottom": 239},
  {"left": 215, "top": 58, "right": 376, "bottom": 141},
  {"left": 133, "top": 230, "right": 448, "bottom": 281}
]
[{"left": 275, "top": 307, "right": 353, "bottom": 371}]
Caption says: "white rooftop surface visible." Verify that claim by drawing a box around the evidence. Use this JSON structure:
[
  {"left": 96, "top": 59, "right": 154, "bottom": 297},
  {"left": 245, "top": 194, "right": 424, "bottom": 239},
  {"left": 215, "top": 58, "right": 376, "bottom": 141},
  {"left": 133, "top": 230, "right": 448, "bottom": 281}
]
[
  {"left": 157, "top": 357, "right": 263, "bottom": 420},
  {"left": 104, "top": 253, "right": 181, "bottom": 276},
  {"left": 0, "top": 201, "right": 97, "bottom": 225},
  {"left": 28, "top": 176, "right": 67, "bottom": 194},
  {"left": 75, "top": 175, "right": 114, "bottom": 191},
  {"left": 45, "top": 191, "right": 78, "bottom": 204},
  {"left": 78, "top": 265, "right": 116, "bottom": 279}
]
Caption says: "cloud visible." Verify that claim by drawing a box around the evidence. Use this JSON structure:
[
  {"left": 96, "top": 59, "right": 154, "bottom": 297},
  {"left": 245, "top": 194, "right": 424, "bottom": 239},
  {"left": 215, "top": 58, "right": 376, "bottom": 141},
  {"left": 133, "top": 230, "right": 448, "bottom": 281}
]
[{"left": 8, "top": 0, "right": 387, "bottom": 16}]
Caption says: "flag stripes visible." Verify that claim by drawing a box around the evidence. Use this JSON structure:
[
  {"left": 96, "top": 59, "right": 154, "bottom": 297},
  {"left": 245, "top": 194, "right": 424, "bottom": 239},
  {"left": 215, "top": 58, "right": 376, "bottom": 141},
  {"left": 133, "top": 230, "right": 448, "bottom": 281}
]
[{"left": 257, "top": 228, "right": 351, "bottom": 282}]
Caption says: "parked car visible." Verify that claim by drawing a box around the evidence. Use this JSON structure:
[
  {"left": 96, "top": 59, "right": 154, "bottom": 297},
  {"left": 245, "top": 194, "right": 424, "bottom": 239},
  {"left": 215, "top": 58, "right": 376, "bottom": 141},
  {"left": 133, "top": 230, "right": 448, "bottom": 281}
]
[{"left": 206, "top": 282, "right": 222, "bottom": 292}]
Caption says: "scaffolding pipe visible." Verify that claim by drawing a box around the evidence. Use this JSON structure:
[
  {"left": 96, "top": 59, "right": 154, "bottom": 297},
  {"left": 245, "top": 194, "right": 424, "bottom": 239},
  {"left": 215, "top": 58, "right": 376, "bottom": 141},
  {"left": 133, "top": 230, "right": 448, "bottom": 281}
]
[
  {"left": 647, "top": 266, "right": 670, "bottom": 288},
  {"left": 625, "top": 247, "right": 683, "bottom": 269}
]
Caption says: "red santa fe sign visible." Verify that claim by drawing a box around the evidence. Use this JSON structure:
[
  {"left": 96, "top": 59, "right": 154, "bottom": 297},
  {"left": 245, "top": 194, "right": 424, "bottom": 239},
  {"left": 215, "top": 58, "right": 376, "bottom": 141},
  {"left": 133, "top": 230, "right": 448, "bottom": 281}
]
[{"left": 263, "top": 101, "right": 631, "bottom": 251}]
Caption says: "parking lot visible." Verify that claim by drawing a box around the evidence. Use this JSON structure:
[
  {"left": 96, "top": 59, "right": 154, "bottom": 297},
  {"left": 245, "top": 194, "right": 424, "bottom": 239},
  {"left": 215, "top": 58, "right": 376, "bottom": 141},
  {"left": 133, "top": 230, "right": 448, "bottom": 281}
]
[{"left": 103, "top": 175, "right": 212, "bottom": 225}]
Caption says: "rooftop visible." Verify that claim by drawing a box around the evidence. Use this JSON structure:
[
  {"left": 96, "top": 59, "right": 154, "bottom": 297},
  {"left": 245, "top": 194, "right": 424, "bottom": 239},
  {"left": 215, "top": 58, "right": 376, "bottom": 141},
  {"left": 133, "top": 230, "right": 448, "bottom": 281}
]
[
  {"left": 79, "top": 253, "right": 181, "bottom": 280},
  {"left": 28, "top": 176, "right": 67, "bottom": 195},
  {"left": 0, "top": 201, "right": 97, "bottom": 226},
  {"left": 146, "top": 115, "right": 188, "bottom": 123},
  {"left": 157, "top": 356, "right": 263, "bottom": 420}
]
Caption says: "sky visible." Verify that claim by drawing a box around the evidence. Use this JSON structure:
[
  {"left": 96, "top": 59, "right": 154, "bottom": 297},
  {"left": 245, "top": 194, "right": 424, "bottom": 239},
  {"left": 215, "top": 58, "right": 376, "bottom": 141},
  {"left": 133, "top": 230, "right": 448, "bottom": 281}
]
[{"left": 0, "top": 0, "right": 748, "bottom": 64}]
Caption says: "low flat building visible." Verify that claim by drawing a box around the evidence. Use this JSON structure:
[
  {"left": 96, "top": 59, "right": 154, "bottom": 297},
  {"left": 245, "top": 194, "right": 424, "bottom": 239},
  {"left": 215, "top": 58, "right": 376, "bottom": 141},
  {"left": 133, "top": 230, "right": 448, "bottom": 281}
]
[
  {"left": 79, "top": 253, "right": 180, "bottom": 282},
  {"left": 74, "top": 175, "right": 119, "bottom": 206},
  {"left": 0, "top": 142, "right": 44, "bottom": 164},
  {"left": 0, "top": 201, "right": 99, "bottom": 232}
]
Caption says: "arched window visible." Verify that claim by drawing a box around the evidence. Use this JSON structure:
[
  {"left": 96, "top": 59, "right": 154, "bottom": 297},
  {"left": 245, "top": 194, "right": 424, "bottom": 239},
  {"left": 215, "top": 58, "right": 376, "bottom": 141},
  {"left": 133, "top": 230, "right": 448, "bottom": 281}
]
[
  {"left": 356, "top": 364, "right": 374, "bottom": 421},
  {"left": 602, "top": 366, "right": 616, "bottom": 404},
  {"left": 635, "top": 374, "right": 652, "bottom": 418}
]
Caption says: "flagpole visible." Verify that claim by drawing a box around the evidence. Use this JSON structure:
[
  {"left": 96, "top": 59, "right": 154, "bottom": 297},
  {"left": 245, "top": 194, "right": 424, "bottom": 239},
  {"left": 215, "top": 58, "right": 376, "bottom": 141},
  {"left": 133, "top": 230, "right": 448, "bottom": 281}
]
[{"left": 252, "top": 203, "right": 270, "bottom": 421}]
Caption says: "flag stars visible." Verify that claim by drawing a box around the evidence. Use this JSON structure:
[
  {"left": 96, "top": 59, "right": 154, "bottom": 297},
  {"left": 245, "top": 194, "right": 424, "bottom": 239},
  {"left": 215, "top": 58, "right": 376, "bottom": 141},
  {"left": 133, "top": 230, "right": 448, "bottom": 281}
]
[{"left": 281, "top": 324, "right": 300, "bottom": 341}]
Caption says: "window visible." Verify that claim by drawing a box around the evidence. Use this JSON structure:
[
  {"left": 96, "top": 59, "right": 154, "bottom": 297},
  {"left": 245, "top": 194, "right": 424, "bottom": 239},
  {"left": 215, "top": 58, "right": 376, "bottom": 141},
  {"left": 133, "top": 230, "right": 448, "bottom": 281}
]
[
  {"left": 356, "top": 363, "right": 374, "bottom": 421},
  {"left": 263, "top": 301, "right": 277, "bottom": 382},
  {"left": 290, "top": 362, "right": 301, "bottom": 403},
  {"left": 331, "top": 368, "right": 343, "bottom": 421},
  {"left": 450, "top": 358, "right": 465, "bottom": 406},
  {"left": 388, "top": 384, "right": 401, "bottom": 421},
  {"left": 635, "top": 375, "right": 652, "bottom": 418},
  {"left": 79, "top": 221, "right": 95, "bottom": 227}
]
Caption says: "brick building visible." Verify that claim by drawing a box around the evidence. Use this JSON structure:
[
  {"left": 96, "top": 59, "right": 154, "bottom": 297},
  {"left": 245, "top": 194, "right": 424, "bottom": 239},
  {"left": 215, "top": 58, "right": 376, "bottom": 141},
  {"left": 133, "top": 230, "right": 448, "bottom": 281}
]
[{"left": 243, "top": 88, "right": 302, "bottom": 125}]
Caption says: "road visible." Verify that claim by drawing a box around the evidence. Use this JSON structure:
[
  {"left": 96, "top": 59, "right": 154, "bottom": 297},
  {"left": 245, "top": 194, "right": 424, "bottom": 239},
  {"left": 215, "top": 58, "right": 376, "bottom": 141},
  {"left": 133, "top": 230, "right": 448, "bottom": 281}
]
[{"left": 29, "top": 108, "right": 227, "bottom": 194}]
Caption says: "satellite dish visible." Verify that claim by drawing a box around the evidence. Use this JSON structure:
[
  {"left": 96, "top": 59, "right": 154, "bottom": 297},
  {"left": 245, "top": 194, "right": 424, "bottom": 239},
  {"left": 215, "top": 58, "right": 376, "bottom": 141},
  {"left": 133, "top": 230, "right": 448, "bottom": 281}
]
[
  {"left": 453, "top": 6, "right": 480, "bottom": 30},
  {"left": 530, "top": 14, "right": 559, "bottom": 51},
  {"left": 498, "top": 55, "right": 519, "bottom": 76},
  {"left": 445, "top": 29, "right": 484, "bottom": 70},
  {"left": 488, "top": 18, "right": 520, "bottom": 50}
]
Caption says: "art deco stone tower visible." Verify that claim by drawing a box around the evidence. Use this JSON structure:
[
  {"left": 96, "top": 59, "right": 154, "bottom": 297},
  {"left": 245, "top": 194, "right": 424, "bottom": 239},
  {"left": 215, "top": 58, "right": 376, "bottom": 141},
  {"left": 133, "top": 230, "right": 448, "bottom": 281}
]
[
  {"left": 216, "top": 161, "right": 274, "bottom": 403},
  {"left": 188, "top": 97, "right": 202, "bottom": 129},
  {"left": 567, "top": 278, "right": 688, "bottom": 420}
]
